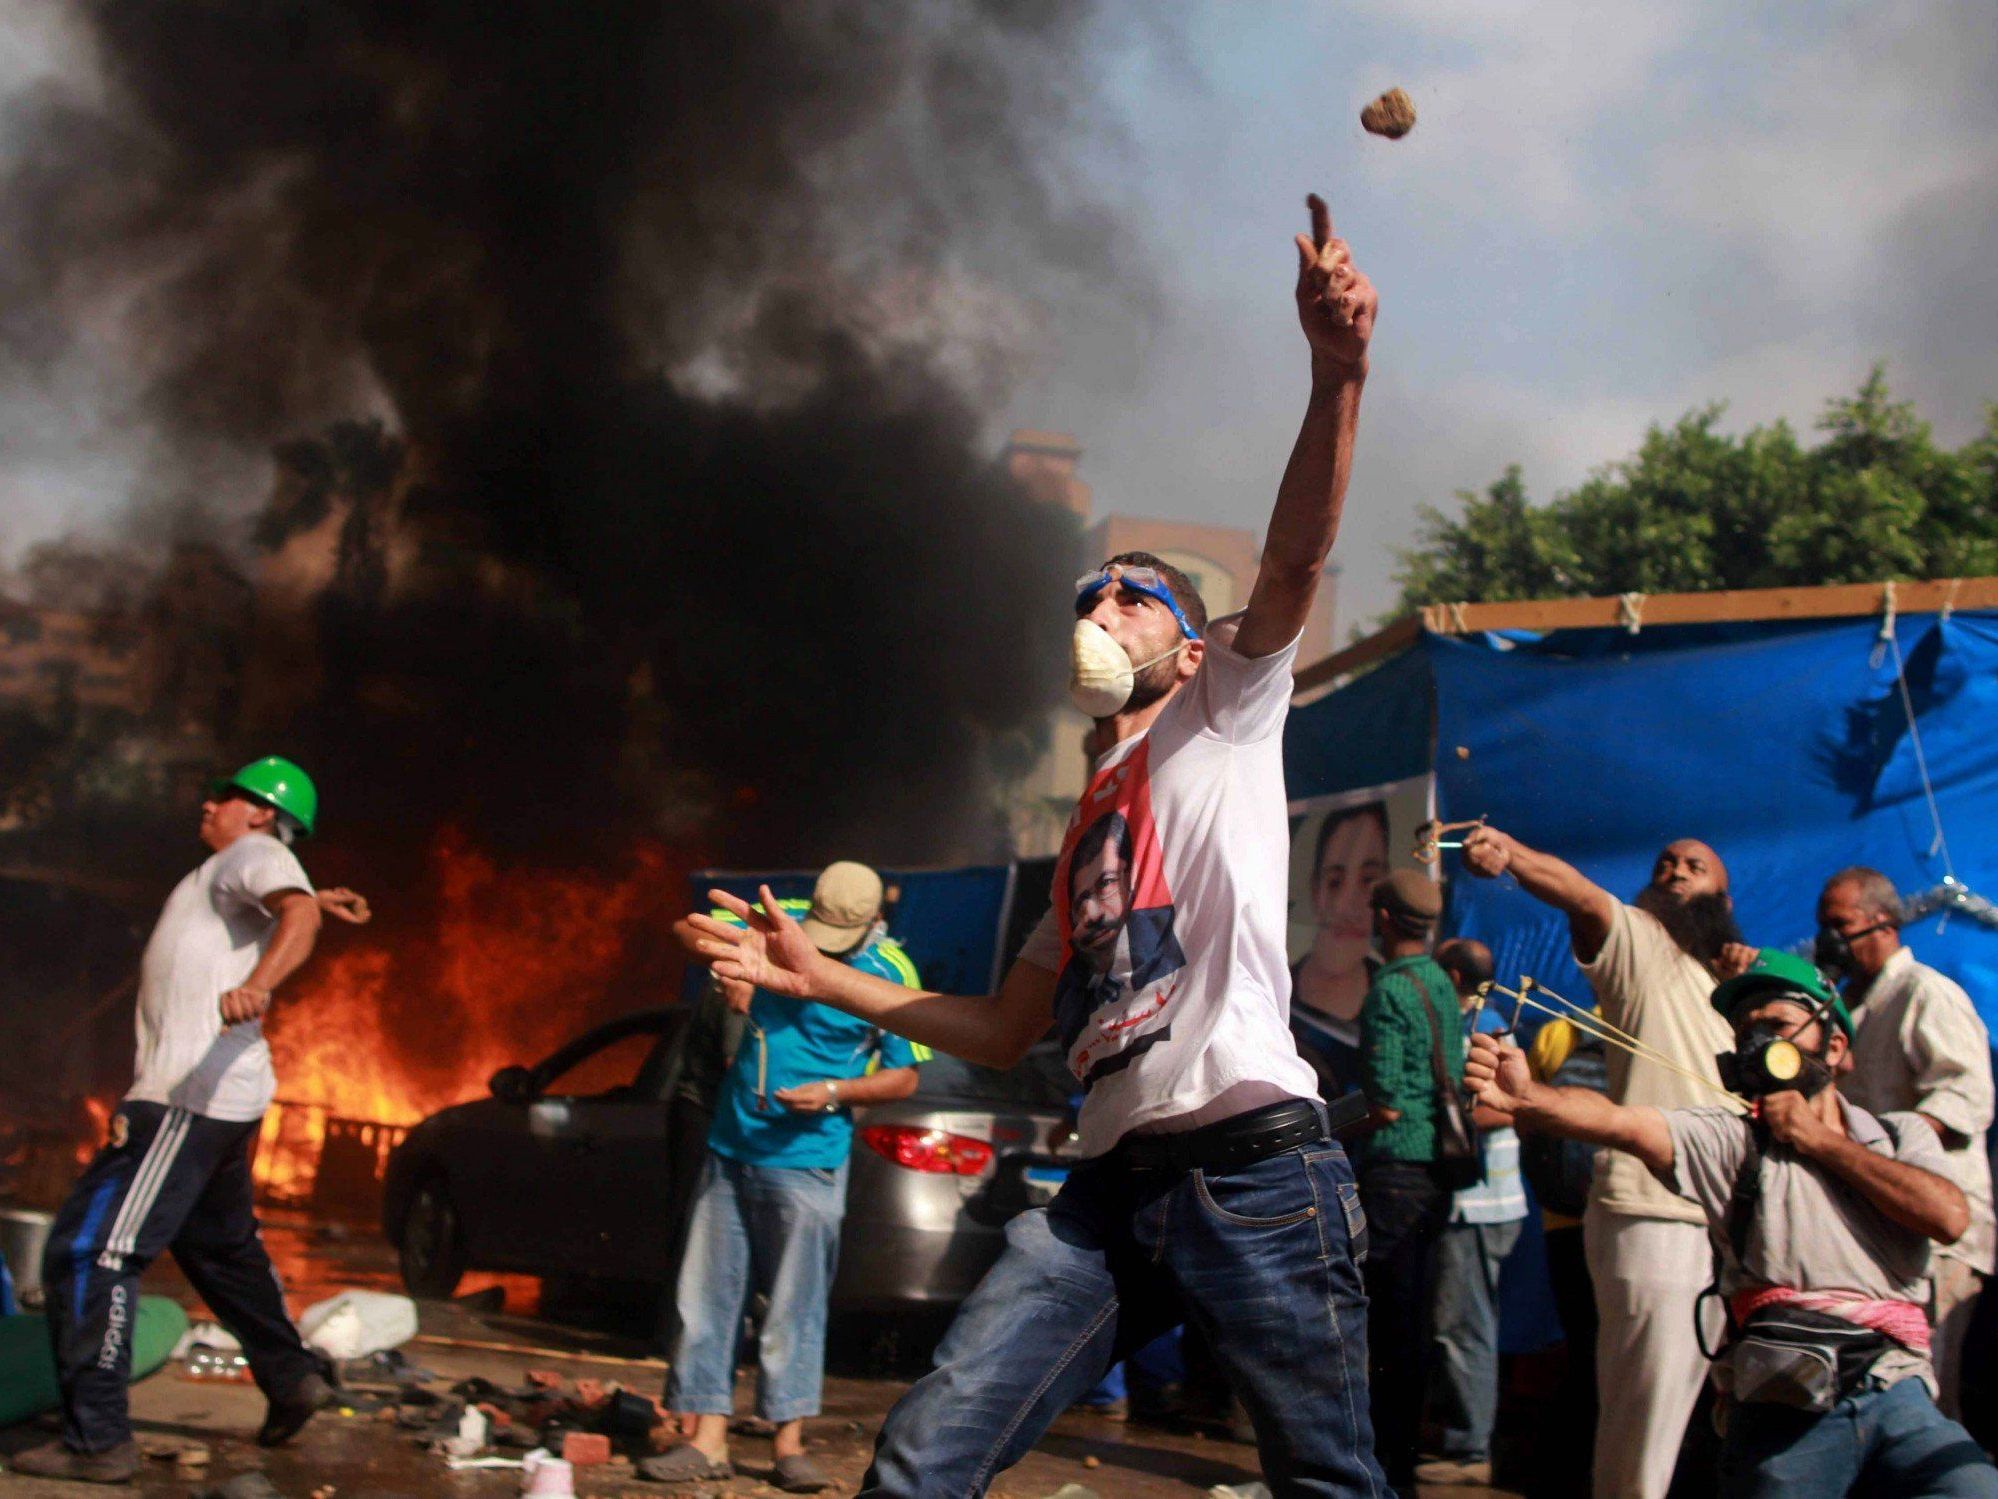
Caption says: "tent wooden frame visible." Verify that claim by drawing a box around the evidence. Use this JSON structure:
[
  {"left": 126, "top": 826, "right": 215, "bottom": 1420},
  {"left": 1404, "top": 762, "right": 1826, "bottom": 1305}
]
[{"left": 1294, "top": 576, "right": 1998, "bottom": 694}]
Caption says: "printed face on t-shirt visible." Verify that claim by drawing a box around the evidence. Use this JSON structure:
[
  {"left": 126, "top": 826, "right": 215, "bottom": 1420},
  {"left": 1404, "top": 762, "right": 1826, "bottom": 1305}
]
[{"left": 1069, "top": 826, "right": 1132, "bottom": 975}]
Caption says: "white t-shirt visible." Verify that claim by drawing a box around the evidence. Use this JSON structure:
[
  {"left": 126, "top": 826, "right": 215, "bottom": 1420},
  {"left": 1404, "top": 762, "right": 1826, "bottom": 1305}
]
[
  {"left": 126, "top": 833, "right": 314, "bottom": 1122},
  {"left": 1020, "top": 626, "right": 1321, "bottom": 1157}
]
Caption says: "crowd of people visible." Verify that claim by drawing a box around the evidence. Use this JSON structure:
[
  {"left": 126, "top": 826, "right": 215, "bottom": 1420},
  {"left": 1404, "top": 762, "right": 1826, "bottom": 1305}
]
[{"left": 13, "top": 190, "right": 1998, "bottom": 1499}]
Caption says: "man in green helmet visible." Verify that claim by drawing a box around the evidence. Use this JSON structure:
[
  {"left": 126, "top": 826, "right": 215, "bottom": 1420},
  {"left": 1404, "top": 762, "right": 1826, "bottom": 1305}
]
[
  {"left": 19, "top": 757, "right": 370, "bottom": 1484},
  {"left": 1467, "top": 952, "right": 1998, "bottom": 1497}
]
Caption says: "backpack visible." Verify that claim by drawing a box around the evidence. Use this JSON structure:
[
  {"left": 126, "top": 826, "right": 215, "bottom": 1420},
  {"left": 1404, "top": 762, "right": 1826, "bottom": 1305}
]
[{"left": 1519, "top": 1024, "right": 1608, "bottom": 1218}]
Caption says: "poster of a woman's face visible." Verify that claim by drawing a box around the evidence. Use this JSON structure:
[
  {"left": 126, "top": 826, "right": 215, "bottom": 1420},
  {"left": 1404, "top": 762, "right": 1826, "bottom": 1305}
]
[{"left": 1287, "top": 775, "right": 1435, "bottom": 1023}]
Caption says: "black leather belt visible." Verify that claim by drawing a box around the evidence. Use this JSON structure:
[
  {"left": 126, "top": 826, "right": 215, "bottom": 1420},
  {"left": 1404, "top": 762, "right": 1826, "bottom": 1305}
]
[{"left": 1113, "top": 1092, "right": 1370, "bottom": 1176}]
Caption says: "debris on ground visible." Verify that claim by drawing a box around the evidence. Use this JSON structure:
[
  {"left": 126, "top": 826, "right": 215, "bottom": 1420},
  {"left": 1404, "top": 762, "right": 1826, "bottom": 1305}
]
[
  {"left": 522, "top": 1449, "right": 577, "bottom": 1497},
  {"left": 1359, "top": 86, "right": 1417, "bottom": 139},
  {"left": 300, "top": 1290, "right": 420, "bottom": 1360},
  {"left": 1206, "top": 1484, "right": 1274, "bottom": 1499},
  {"left": 194, "top": 1474, "right": 282, "bottom": 1499},
  {"left": 173, "top": 1321, "right": 243, "bottom": 1357},
  {"left": 443, "top": 1404, "right": 490, "bottom": 1457},
  {"left": 138, "top": 1434, "right": 213, "bottom": 1468},
  {"left": 561, "top": 1431, "right": 611, "bottom": 1466}
]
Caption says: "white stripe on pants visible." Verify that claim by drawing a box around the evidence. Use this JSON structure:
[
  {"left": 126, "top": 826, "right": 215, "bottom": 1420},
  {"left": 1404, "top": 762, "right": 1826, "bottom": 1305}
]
[
  {"left": 98, "top": 1107, "right": 191, "bottom": 1267},
  {"left": 1583, "top": 1202, "right": 1717, "bottom": 1499}
]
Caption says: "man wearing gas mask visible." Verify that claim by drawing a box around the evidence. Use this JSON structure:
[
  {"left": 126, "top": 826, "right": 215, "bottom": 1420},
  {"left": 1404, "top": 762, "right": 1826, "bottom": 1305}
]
[
  {"left": 1460, "top": 827, "right": 1739, "bottom": 1498},
  {"left": 1466, "top": 951, "right": 1998, "bottom": 1498},
  {"left": 1812, "top": 867, "right": 1994, "bottom": 1420},
  {"left": 689, "top": 193, "right": 1386, "bottom": 1496}
]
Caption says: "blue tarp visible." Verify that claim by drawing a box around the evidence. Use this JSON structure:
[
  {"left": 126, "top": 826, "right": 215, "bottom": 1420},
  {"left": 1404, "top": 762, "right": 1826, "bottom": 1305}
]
[
  {"left": 1286, "top": 608, "right": 1998, "bottom": 1350},
  {"left": 1426, "top": 613, "right": 1998, "bottom": 1023},
  {"left": 1289, "top": 610, "right": 1998, "bottom": 1032}
]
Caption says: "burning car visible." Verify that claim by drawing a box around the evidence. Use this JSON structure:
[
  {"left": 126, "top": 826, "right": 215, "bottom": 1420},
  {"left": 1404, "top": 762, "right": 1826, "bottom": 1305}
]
[{"left": 380, "top": 1007, "right": 1079, "bottom": 1312}]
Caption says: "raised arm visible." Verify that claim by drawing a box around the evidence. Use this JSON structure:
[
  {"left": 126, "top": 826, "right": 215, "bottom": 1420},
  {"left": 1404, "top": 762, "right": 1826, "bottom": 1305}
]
[
  {"left": 1234, "top": 193, "right": 1376, "bottom": 661},
  {"left": 1466, "top": 1031, "right": 1674, "bottom": 1172},
  {"left": 1460, "top": 825, "right": 1618, "bottom": 964},
  {"left": 689, "top": 887, "right": 1057, "bottom": 1069}
]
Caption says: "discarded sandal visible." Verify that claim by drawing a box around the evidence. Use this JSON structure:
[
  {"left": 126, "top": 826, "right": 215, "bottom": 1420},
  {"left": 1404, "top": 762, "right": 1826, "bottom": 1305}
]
[
  {"left": 637, "top": 1445, "right": 734, "bottom": 1483},
  {"left": 770, "top": 1452, "right": 833, "bottom": 1492}
]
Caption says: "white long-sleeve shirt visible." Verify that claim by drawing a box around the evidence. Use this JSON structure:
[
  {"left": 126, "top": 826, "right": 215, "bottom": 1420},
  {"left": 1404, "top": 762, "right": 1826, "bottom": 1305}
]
[{"left": 1839, "top": 946, "right": 1995, "bottom": 1274}]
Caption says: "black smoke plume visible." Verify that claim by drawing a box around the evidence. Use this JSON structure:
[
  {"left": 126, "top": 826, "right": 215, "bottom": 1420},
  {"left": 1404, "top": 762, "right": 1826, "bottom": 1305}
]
[{"left": 2, "top": 0, "right": 1151, "bottom": 869}]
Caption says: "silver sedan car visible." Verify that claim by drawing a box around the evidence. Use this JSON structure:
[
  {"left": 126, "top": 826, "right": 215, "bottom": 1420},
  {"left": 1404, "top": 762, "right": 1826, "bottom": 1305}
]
[{"left": 381, "top": 1009, "right": 1081, "bottom": 1313}]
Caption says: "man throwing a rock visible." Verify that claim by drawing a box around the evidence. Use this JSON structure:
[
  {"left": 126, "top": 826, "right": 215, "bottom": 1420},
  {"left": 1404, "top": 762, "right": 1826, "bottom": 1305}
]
[
  {"left": 693, "top": 193, "right": 1385, "bottom": 1496},
  {"left": 21, "top": 758, "right": 367, "bottom": 1484}
]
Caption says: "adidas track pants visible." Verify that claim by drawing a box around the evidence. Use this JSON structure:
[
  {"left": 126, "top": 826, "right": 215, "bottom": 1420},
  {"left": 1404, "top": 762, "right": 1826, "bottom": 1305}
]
[{"left": 41, "top": 1100, "right": 318, "bottom": 1452}]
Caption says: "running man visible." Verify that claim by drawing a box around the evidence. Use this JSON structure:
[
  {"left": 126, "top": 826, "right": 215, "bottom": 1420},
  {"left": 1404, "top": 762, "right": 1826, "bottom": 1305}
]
[{"left": 692, "top": 193, "right": 1384, "bottom": 1497}]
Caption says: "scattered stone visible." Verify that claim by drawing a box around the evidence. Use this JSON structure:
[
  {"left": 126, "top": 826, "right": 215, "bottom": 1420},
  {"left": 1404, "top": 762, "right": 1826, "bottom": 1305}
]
[
  {"left": 1041, "top": 1486, "right": 1101, "bottom": 1499},
  {"left": 1359, "top": 86, "right": 1417, "bottom": 139},
  {"left": 176, "top": 1446, "right": 213, "bottom": 1470},
  {"left": 1082, "top": 1455, "right": 1100, "bottom": 1469},
  {"left": 195, "top": 1475, "right": 282, "bottom": 1499},
  {"left": 562, "top": 1431, "right": 612, "bottom": 1467}
]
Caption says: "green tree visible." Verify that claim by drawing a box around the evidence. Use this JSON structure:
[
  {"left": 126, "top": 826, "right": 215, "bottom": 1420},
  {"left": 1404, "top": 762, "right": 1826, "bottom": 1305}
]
[{"left": 1392, "top": 368, "right": 1998, "bottom": 613}]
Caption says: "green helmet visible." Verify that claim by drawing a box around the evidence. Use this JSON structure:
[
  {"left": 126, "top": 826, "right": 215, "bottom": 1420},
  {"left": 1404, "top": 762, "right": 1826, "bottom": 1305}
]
[
  {"left": 1711, "top": 948, "right": 1852, "bottom": 1038},
  {"left": 211, "top": 756, "right": 319, "bottom": 837}
]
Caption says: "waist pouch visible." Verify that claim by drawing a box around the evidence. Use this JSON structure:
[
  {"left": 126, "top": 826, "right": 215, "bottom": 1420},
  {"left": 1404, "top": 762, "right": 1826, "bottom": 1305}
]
[{"left": 1712, "top": 1304, "right": 1894, "bottom": 1412}]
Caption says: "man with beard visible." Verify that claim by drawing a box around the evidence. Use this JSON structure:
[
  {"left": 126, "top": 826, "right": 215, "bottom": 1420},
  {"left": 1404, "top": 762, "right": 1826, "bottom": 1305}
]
[{"left": 1461, "top": 828, "right": 1740, "bottom": 1499}]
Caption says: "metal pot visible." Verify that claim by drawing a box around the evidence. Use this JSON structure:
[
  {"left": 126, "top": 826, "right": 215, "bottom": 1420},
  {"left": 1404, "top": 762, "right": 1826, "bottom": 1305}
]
[{"left": 1, "top": 1207, "right": 56, "bottom": 1300}]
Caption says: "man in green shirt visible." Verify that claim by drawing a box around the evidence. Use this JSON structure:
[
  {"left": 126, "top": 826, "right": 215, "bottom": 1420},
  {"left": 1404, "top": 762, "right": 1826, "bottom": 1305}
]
[{"left": 1357, "top": 868, "right": 1464, "bottom": 1495}]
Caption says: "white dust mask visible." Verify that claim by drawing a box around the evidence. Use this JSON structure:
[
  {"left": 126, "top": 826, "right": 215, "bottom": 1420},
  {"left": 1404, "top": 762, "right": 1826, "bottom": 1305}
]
[{"left": 1068, "top": 619, "right": 1187, "bottom": 719}]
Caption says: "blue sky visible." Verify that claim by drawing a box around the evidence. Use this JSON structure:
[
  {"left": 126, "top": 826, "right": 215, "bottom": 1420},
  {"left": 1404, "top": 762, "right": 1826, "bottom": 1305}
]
[
  {"left": 998, "top": 1, "right": 1998, "bottom": 632},
  {"left": 3, "top": 2, "right": 1994, "bottom": 639}
]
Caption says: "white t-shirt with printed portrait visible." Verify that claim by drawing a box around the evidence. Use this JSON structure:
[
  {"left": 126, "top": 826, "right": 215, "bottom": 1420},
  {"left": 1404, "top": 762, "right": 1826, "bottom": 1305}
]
[
  {"left": 126, "top": 832, "right": 315, "bottom": 1123},
  {"left": 1020, "top": 626, "right": 1321, "bottom": 1158}
]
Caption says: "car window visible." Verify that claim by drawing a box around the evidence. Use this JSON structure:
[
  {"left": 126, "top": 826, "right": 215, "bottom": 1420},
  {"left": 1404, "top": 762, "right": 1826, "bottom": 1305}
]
[
  {"left": 542, "top": 1030, "right": 660, "bottom": 1098},
  {"left": 915, "top": 1038, "right": 1074, "bottom": 1109}
]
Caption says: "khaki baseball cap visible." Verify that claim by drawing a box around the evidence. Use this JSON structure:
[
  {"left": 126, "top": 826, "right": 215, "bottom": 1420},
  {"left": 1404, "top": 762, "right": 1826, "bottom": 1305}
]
[
  {"left": 800, "top": 861, "right": 884, "bottom": 954},
  {"left": 1371, "top": 868, "right": 1443, "bottom": 929}
]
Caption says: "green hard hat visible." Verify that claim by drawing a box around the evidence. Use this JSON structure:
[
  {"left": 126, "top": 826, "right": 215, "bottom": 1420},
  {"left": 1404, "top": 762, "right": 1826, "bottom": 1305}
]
[
  {"left": 211, "top": 756, "right": 319, "bottom": 837},
  {"left": 1711, "top": 948, "right": 1852, "bottom": 1038}
]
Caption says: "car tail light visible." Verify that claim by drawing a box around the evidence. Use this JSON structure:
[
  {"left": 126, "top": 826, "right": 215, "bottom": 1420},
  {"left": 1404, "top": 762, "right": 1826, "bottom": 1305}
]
[{"left": 861, "top": 1124, "right": 994, "bottom": 1176}]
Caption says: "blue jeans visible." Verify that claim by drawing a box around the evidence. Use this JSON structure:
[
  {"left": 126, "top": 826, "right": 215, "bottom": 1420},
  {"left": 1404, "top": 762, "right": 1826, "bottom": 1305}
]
[
  {"left": 860, "top": 1142, "right": 1388, "bottom": 1498},
  {"left": 1429, "top": 1217, "right": 1522, "bottom": 1461},
  {"left": 1718, "top": 1376, "right": 1998, "bottom": 1498},
  {"left": 667, "top": 1152, "right": 846, "bottom": 1423}
]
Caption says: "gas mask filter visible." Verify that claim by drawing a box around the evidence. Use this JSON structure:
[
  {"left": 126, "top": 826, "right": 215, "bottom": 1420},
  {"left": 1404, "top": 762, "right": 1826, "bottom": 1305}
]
[
  {"left": 1717, "top": 1023, "right": 1833, "bottom": 1099},
  {"left": 1812, "top": 920, "right": 1891, "bottom": 979}
]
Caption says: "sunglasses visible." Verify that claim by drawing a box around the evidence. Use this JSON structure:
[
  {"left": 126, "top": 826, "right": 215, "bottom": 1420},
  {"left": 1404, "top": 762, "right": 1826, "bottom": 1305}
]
[{"left": 1074, "top": 566, "right": 1201, "bottom": 642}]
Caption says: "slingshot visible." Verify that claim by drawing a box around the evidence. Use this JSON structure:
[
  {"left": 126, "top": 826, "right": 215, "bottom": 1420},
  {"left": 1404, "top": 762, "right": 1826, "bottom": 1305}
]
[
  {"left": 1414, "top": 817, "right": 1487, "bottom": 864},
  {"left": 1488, "top": 975, "right": 1749, "bottom": 1113}
]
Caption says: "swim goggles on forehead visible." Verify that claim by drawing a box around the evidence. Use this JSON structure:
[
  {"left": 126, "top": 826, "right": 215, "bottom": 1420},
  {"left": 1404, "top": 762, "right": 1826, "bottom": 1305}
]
[{"left": 1074, "top": 566, "right": 1201, "bottom": 641}]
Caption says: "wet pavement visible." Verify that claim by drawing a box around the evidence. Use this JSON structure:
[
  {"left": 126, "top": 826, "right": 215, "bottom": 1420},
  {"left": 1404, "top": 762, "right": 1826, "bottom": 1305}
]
[{"left": 0, "top": 1213, "right": 1520, "bottom": 1497}]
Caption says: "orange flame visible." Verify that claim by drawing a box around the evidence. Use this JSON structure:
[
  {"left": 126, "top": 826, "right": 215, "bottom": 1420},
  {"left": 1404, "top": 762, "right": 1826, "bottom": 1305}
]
[
  {"left": 254, "top": 829, "right": 682, "bottom": 1201},
  {"left": 76, "top": 1097, "right": 114, "bottom": 1166}
]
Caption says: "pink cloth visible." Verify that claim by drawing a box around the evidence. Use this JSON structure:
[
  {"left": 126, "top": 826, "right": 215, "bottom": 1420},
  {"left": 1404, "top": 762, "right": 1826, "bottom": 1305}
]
[{"left": 1731, "top": 1284, "right": 1932, "bottom": 1354}]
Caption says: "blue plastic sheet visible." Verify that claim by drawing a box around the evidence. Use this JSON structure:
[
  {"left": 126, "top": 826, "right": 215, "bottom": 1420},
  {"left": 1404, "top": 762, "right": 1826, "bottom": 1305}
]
[{"left": 1287, "top": 610, "right": 1998, "bottom": 1352}]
